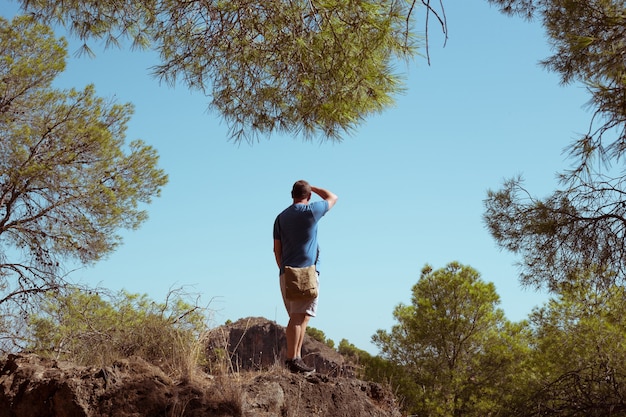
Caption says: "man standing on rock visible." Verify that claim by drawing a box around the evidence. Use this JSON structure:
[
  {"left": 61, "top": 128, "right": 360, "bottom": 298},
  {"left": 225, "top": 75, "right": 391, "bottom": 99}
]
[{"left": 273, "top": 180, "right": 338, "bottom": 374}]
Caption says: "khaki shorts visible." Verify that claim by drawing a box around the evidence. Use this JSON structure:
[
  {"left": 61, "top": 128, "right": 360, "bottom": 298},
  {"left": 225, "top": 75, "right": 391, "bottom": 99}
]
[{"left": 279, "top": 273, "right": 319, "bottom": 317}]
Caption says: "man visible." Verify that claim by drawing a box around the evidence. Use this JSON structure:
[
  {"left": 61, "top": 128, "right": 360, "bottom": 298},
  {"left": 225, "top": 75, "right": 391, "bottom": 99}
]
[{"left": 273, "top": 180, "right": 338, "bottom": 374}]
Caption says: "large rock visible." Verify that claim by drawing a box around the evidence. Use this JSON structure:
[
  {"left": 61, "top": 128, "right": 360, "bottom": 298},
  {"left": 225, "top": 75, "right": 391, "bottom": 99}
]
[
  {"left": 205, "top": 317, "right": 355, "bottom": 377},
  {"left": 0, "top": 352, "right": 401, "bottom": 417}
]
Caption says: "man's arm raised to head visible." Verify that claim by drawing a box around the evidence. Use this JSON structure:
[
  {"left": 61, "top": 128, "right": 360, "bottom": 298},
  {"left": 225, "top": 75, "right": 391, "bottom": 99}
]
[{"left": 311, "top": 186, "right": 338, "bottom": 210}]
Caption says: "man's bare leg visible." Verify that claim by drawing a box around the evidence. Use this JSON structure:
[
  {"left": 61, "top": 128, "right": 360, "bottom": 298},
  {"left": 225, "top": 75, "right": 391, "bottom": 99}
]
[
  {"left": 286, "top": 312, "right": 310, "bottom": 359},
  {"left": 295, "top": 314, "right": 310, "bottom": 358}
]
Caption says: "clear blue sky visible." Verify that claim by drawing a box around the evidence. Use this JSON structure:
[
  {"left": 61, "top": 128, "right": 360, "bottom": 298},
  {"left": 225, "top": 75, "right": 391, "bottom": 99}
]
[{"left": 5, "top": 1, "right": 592, "bottom": 353}]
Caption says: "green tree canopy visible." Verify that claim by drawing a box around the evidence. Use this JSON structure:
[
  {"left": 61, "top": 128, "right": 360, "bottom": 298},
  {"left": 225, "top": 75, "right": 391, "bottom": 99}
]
[
  {"left": 373, "top": 262, "right": 531, "bottom": 417},
  {"left": 14, "top": 0, "right": 440, "bottom": 142},
  {"left": 0, "top": 15, "right": 167, "bottom": 347},
  {"left": 519, "top": 272, "right": 626, "bottom": 416}
]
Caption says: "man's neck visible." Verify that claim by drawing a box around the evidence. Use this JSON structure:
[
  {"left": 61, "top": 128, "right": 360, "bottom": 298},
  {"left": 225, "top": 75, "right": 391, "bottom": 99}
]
[{"left": 293, "top": 199, "right": 309, "bottom": 205}]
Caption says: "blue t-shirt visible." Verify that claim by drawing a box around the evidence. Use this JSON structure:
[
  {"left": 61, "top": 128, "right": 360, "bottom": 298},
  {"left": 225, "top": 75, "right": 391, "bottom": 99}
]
[{"left": 273, "top": 201, "right": 329, "bottom": 274}]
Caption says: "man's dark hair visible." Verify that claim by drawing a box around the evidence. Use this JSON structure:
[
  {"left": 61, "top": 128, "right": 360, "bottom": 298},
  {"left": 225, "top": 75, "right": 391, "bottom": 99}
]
[{"left": 291, "top": 180, "right": 311, "bottom": 200}]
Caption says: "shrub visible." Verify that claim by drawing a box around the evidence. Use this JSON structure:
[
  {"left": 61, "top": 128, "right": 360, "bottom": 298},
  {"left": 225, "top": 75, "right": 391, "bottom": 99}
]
[
  {"left": 306, "top": 326, "right": 335, "bottom": 349},
  {"left": 28, "top": 287, "right": 211, "bottom": 381}
]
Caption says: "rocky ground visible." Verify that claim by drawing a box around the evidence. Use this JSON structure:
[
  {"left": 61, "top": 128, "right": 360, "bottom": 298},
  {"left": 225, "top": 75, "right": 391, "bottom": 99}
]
[
  {"left": 205, "top": 317, "right": 355, "bottom": 376},
  {"left": 0, "top": 317, "right": 402, "bottom": 417}
]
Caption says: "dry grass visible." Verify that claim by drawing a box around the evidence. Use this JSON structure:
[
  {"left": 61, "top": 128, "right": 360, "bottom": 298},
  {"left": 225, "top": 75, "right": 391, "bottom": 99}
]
[
  {"left": 166, "top": 360, "right": 294, "bottom": 417},
  {"left": 162, "top": 329, "right": 211, "bottom": 383}
]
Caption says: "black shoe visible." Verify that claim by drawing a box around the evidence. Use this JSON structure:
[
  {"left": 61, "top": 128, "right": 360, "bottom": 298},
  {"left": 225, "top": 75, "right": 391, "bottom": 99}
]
[{"left": 286, "top": 358, "right": 315, "bottom": 375}]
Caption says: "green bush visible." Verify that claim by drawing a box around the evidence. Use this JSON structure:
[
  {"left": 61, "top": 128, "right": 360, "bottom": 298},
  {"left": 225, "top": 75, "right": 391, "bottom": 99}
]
[
  {"left": 306, "top": 326, "right": 335, "bottom": 349},
  {"left": 28, "top": 288, "right": 210, "bottom": 380}
]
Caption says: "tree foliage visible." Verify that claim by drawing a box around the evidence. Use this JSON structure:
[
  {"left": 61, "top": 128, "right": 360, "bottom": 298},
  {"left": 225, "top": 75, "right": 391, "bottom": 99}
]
[
  {"left": 484, "top": 175, "right": 626, "bottom": 291},
  {"left": 15, "top": 0, "right": 439, "bottom": 142},
  {"left": 488, "top": 0, "right": 626, "bottom": 176},
  {"left": 484, "top": 0, "right": 626, "bottom": 291},
  {"left": 338, "top": 337, "right": 420, "bottom": 411},
  {"left": 517, "top": 273, "right": 626, "bottom": 416},
  {"left": 480, "top": 4, "right": 626, "bottom": 413},
  {"left": 373, "top": 262, "right": 531, "bottom": 417},
  {"left": 306, "top": 326, "right": 335, "bottom": 348},
  {"left": 368, "top": 263, "right": 626, "bottom": 416},
  {"left": 0, "top": 15, "right": 167, "bottom": 341}
]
